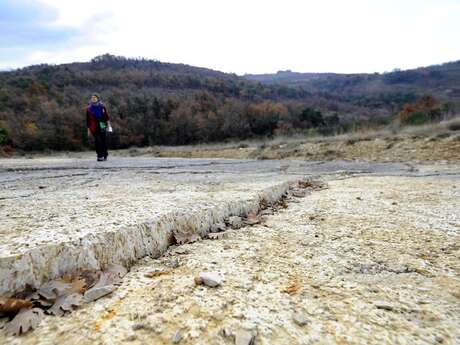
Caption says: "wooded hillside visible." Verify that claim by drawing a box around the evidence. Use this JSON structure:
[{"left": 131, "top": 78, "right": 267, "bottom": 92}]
[{"left": 0, "top": 54, "right": 457, "bottom": 152}]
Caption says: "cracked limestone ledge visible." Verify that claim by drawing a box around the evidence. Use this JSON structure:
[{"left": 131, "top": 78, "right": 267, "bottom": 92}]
[{"left": 0, "top": 180, "right": 296, "bottom": 296}]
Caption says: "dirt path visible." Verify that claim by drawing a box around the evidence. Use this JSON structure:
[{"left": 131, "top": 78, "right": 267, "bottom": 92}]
[{"left": 3, "top": 172, "right": 459, "bottom": 345}]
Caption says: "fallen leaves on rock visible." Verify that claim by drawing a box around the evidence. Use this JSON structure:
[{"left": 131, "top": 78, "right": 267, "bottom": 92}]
[
  {"left": 282, "top": 277, "right": 301, "bottom": 295},
  {"left": 37, "top": 280, "right": 73, "bottom": 301},
  {"left": 106, "top": 264, "right": 128, "bottom": 280},
  {"left": 167, "top": 246, "right": 190, "bottom": 256},
  {"left": 298, "top": 180, "right": 314, "bottom": 188},
  {"left": 174, "top": 232, "right": 201, "bottom": 245},
  {"left": 207, "top": 232, "right": 227, "bottom": 240},
  {"left": 144, "top": 268, "right": 170, "bottom": 278},
  {"left": 0, "top": 297, "right": 32, "bottom": 314},
  {"left": 227, "top": 216, "right": 243, "bottom": 229},
  {"left": 48, "top": 294, "right": 83, "bottom": 316},
  {"left": 4, "top": 308, "right": 44, "bottom": 335},
  {"left": 298, "top": 179, "right": 327, "bottom": 190},
  {"left": 243, "top": 212, "right": 261, "bottom": 226},
  {"left": 2, "top": 264, "right": 128, "bottom": 336},
  {"left": 210, "top": 222, "right": 226, "bottom": 233},
  {"left": 80, "top": 270, "right": 101, "bottom": 290},
  {"left": 259, "top": 208, "right": 274, "bottom": 216},
  {"left": 83, "top": 267, "right": 126, "bottom": 302},
  {"left": 290, "top": 189, "right": 308, "bottom": 198}
]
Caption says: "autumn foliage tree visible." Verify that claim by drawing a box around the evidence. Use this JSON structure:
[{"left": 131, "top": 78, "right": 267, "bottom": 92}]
[{"left": 398, "top": 95, "right": 443, "bottom": 125}]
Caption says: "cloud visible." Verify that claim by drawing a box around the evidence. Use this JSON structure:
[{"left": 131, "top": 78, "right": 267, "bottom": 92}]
[
  {"left": 0, "top": 0, "right": 78, "bottom": 49},
  {"left": 1, "top": 0, "right": 459, "bottom": 73},
  {"left": 0, "top": 0, "right": 113, "bottom": 69}
]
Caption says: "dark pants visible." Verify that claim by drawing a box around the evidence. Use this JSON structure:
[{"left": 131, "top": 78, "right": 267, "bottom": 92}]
[{"left": 94, "top": 131, "right": 108, "bottom": 159}]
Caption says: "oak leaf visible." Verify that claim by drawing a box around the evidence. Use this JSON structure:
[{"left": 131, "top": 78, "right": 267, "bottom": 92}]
[
  {"left": 48, "top": 293, "right": 83, "bottom": 316},
  {"left": 0, "top": 297, "right": 32, "bottom": 314},
  {"left": 4, "top": 308, "right": 44, "bottom": 335}
]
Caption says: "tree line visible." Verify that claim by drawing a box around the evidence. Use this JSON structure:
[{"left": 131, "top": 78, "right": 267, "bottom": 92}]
[{"left": 0, "top": 54, "right": 455, "bottom": 153}]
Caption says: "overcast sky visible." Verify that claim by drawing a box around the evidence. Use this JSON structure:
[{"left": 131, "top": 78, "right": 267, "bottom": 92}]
[{"left": 1, "top": 0, "right": 459, "bottom": 74}]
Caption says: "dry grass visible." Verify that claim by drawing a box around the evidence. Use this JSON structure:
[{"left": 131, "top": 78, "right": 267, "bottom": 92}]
[
  {"left": 4, "top": 117, "right": 460, "bottom": 161},
  {"left": 120, "top": 116, "right": 460, "bottom": 162}
]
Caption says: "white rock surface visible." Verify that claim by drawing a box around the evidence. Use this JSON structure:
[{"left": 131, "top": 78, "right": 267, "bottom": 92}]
[
  {"left": 0, "top": 157, "right": 309, "bottom": 295},
  {"left": 1, "top": 158, "right": 458, "bottom": 344}
]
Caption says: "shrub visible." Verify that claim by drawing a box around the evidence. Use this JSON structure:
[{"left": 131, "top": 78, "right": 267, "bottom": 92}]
[
  {"left": 447, "top": 119, "right": 460, "bottom": 131},
  {"left": 401, "top": 111, "right": 430, "bottom": 125},
  {"left": 0, "top": 127, "right": 8, "bottom": 146}
]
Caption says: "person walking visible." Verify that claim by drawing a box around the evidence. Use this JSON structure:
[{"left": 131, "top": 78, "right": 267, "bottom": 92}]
[{"left": 86, "top": 93, "right": 111, "bottom": 161}]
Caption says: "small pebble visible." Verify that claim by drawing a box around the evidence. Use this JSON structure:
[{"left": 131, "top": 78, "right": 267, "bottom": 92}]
[
  {"left": 84, "top": 285, "right": 116, "bottom": 302},
  {"left": 234, "top": 329, "right": 255, "bottom": 345},
  {"left": 374, "top": 301, "right": 394, "bottom": 311},
  {"left": 195, "top": 272, "right": 223, "bottom": 287},
  {"left": 172, "top": 329, "right": 183, "bottom": 343},
  {"left": 125, "top": 334, "right": 137, "bottom": 342},
  {"left": 293, "top": 312, "right": 310, "bottom": 326},
  {"left": 132, "top": 323, "right": 146, "bottom": 331}
]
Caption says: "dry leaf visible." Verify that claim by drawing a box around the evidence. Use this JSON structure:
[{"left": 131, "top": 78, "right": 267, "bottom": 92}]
[
  {"left": 168, "top": 246, "right": 190, "bottom": 255},
  {"left": 210, "top": 222, "right": 226, "bottom": 233},
  {"left": 106, "top": 264, "right": 127, "bottom": 279},
  {"left": 0, "top": 296, "right": 33, "bottom": 314},
  {"left": 4, "top": 308, "right": 44, "bottom": 335},
  {"left": 244, "top": 212, "right": 260, "bottom": 225},
  {"left": 282, "top": 277, "right": 301, "bottom": 295},
  {"left": 94, "top": 270, "right": 124, "bottom": 289},
  {"left": 69, "top": 279, "right": 87, "bottom": 294},
  {"left": 37, "top": 280, "right": 72, "bottom": 300},
  {"left": 0, "top": 316, "right": 8, "bottom": 328},
  {"left": 94, "top": 272, "right": 118, "bottom": 287},
  {"left": 227, "top": 216, "right": 243, "bottom": 229},
  {"left": 61, "top": 273, "right": 77, "bottom": 283},
  {"left": 259, "top": 208, "right": 274, "bottom": 216},
  {"left": 144, "top": 268, "right": 170, "bottom": 278},
  {"left": 259, "top": 198, "right": 269, "bottom": 209},
  {"left": 80, "top": 270, "right": 101, "bottom": 289},
  {"left": 207, "top": 232, "right": 227, "bottom": 240},
  {"left": 34, "top": 298, "right": 53, "bottom": 308},
  {"left": 174, "top": 232, "right": 201, "bottom": 245},
  {"left": 291, "top": 189, "right": 307, "bottom": 198},
  {"left": 12, "top": 284, "right": 36, "bottom": 300},
  {"left": 298, "top": 180, "right": 313, "bottom": 188},
  {"left": 83, "top": 272, "right": 118, "bottom": 302},
  {"left": 298, "top": 180, "right": 326, "bottom": 190},
  {"left": 48, "top": 293, "right": 83, "bottom": 316},
  {"left": 277, "top": 199, "right": 288, "bottom": 209}
]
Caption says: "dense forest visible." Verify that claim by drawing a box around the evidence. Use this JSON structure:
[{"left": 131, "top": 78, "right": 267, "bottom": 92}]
[
  {"left": 245, "top": 61, "right": 460, "bottom": 110},
  {"left": 0, "top": 54, "right": 458, "bottom": 152}
]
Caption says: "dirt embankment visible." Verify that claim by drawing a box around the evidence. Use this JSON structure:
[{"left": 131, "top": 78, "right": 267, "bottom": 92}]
[
  {"left": 124, "top": 124, "right": 460, "bottom": 162},
  {"left": 147, "top": 135, "right": 460, "bottom": 162}
]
